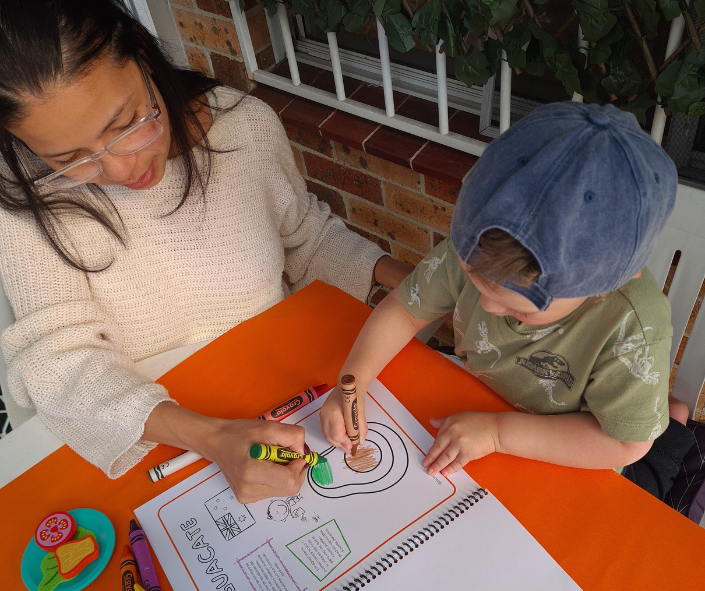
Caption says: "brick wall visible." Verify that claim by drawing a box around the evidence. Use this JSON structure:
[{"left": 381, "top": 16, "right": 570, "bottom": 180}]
[{"left": 169, "top": 0, "right": 274, "bottom": 90}]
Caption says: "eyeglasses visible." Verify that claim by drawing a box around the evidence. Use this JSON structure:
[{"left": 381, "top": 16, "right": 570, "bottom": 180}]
[{"left": 33, "top": 60, "right": 163, "bottom": 190}]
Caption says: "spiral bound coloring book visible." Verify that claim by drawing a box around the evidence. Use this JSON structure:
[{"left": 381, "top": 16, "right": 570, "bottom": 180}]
[{"left": 135, "top": 380, "right": 581, "bottom": 591}]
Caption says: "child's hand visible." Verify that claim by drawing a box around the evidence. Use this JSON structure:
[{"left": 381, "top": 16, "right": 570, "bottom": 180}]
[
  {"left": 320, "top": 383, "right": 368, "bottom": 454},
  {"left": 422, "top": 412, "right": 499, "bottom": 477}
]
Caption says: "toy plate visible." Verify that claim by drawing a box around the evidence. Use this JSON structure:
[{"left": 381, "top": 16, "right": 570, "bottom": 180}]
[{"left": 21, "top": 508, "right": 115, "bottom": 591}]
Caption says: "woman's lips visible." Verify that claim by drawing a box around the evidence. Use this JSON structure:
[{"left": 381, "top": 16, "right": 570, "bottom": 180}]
[{"left": 125, "top": 161, "right": 155, "bottom": 190}]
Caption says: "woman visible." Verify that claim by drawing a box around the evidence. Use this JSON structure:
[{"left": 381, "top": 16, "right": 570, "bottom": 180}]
[{"left": 0, "top": 0, "right": 411, "bottom": 502}]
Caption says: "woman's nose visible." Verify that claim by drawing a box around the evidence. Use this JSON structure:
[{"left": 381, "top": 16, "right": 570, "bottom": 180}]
[{"left": 97, "top": 153, "right": 138, "bottom": 183}]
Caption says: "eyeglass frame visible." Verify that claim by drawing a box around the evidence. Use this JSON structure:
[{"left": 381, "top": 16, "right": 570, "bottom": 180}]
[{"left": 33, "top": 58, "right": 163, "bottom": 189}]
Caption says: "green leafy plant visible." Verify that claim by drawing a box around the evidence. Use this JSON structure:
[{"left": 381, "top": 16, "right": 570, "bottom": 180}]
[{"left": 241, "top": 0, "right": 705, "bottom": 124}]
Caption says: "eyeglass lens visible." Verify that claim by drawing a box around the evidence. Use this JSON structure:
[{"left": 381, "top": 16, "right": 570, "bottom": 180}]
[{"left": 44, "top": 119, "right": 162, "bottom": 188}]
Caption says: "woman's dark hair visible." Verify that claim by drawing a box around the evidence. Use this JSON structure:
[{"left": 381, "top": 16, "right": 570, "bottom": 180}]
[{"left": 0, "top": 0, "right": 226, "bottom": 270}]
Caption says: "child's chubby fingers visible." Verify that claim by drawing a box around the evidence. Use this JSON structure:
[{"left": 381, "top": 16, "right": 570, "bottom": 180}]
[
  {"left": 320, "top": 387, "right": 352, "bottom": 453},
  {"left": 423, "top": 439, "right": 460, "bottom": 477},
  {"left": 423, "top": 412, "right": 499, "bottom": 476}
]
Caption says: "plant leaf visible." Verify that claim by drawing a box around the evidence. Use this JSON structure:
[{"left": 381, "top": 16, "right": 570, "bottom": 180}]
[
  {"left": 580, "top": 73, "right": 603, "bottom": 103},
  {"left": 324, "top": 0, "right": 348, "bottom": 28},
  {"left": 575, "top": 0, "right": 618, "bottom": 42},
  {"left": 292, "top": 0, "right": 313, "bottom": 15},
  {"left": 692, "top": 0, "right": 705, "bottom": 16},
  {"left": 263, "top": 0, "right": 278, "bottom": 18},
  {"left": 502, "top": 21, "right": 531, "bottom": 69},
  {"left": 374, "top": 0, "right": 401, "bottom": 20},
  {"left": 687, "top": 101, "right": 705, "bottom": 120},
  {"left": 438, "top": 4, "right": 463, "bottom": 57},
  {"left": 588, "top": 21, "right": 623, "bottom": 65},
  {"left": 656, "top": 0, "right": 682, "bottom": 20},
  {"left": 601, "top": 58, "right": 645, "bottom": 97},
  {"left": 411, "top": 0, "right": 440, "bottom": 45},
  {"left": 524, "top": 38, "right": 546, "bottom": 76},
  {"left": 461, "top": 0, "right": 486, "bottom": 36},
  {"left": 664, "top": 48, "right": 705, "bottom": 113},
  {"left": 627, "top": 0, "right": 660, "bottom": 40},
  {"left": 454, "top": 46, "right": 492, "bottom": 87},
  {"left": 619, "top": 94, "right": 657, "bottom": 125},
  {"left": 529, "top": 22, "right": 560, "bottom": 60},
  {"left": 554, "top": 52, "right": 582, "bottom": 96},
  {"left": 342, "top": 0, "right": 371, "bottom": 33},
  {"left": 483, "top": 37, "right": 502, "bottom": 76},
  {"left": 480, "top": 0, "right": 519, "bottom": 28},
  {"left": 385, "top": 13, "right": 415, "bottom": 52},
  {"left": 655, "top": 58, "right": 681, "bottom": 97}
]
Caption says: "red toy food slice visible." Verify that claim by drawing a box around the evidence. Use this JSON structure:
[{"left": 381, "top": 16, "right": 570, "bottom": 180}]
[
  {"left": 35, "top": 512, "right": 77, "bottom": 551},
  {"left": 55, "top": 535, "right": 100, "bottom": 579}
]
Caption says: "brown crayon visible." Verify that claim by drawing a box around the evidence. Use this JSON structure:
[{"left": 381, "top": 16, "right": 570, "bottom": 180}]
[
  {"left": 341, "top": 374, "right": 359, "bottom": 456},
  {"left": 121, "top": 544, "right": 143, "bottom": 591}
]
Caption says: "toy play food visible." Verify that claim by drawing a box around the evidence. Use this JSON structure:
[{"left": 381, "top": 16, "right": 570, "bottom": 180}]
[
  {"left": 35, "top": 512, "right": 77, "bottom": 552},
  {"left": 55, "top": 535, "right": 100, "bottom": 579}
]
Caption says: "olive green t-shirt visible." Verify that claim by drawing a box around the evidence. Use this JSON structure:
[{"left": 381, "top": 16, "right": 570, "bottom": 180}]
[{"left": 398, "top": 238, "right": 672, "bottom": 443}]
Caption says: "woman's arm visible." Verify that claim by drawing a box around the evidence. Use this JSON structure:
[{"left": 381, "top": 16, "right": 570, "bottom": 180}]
[
  {"left": 423, "top": 410, "right": 653, "bottom": 477},
  {"left": 249, "top": 98, "right": 407, "bottom": 301},
  {"left": 143, "top": 402, "right": 308, "bottom": 503}
]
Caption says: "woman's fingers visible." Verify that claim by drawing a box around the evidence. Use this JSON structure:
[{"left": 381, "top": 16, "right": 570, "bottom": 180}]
[
  {"left": 260, "top": 422, "right": 307, "bottom": 455},
  {"left": 229, "top": 456, "right": 307, "bottom": 504}
]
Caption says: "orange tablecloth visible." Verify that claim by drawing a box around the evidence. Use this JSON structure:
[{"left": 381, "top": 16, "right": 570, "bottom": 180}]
[{"left": 2, "top": 281, "right": 704, "bottom": 590}]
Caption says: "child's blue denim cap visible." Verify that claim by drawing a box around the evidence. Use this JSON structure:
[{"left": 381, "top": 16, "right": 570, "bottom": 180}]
[{"left": 450, "top": 101, "right": 678, "bottom": 311}]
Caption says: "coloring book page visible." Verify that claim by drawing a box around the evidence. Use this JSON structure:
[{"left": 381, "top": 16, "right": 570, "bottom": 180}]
[{"left": 135, "top": 380, "right": 581, "bottom": 591}]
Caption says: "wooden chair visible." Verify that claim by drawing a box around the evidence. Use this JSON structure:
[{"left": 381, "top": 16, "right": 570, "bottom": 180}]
[{"left": 646, "top": 183, "right": 705, "bottom": 419}]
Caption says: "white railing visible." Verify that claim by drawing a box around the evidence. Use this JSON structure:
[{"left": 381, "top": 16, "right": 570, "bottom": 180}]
[
  {"left": 227, "top": 5, "right": 681, "bottom": 152},
  {"left": 229, "top": 1, "right": 510, "bottom": 156}
]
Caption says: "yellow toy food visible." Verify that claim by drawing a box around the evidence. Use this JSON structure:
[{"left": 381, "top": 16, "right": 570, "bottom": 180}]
[{"left": 54, "top": 535, "right": 100, "bottom": 579}]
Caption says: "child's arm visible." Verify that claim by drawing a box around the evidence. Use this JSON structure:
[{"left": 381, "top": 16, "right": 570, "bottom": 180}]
[
  {"left": 422, "top": 410, "right": 653, "bottom": 477},
  {"left": 320, "top": 288, "right": 437, "bottom": 452}
]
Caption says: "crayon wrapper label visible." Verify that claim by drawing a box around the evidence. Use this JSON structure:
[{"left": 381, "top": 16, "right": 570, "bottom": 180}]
[
  {"left": 351, "top": 399, "right": 359, "bottom": 431},
  {"left": 275, "top": 448, "right": 303, "bottom": 462},
  {"left": 269, "top": 395, "right": 305, "bottom": 420},
  {"left": 122, "top": 570, "right": 137, "bottom": 591}
]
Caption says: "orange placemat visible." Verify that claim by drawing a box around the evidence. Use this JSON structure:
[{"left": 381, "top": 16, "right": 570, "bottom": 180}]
[{"left": 1, "top": 281, "right": 703, "bottom": 591}]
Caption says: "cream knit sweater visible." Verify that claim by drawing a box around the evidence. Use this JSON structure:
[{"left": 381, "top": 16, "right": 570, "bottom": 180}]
[{"left": 0, "top": 87, "right": 384, "bottom": 478}]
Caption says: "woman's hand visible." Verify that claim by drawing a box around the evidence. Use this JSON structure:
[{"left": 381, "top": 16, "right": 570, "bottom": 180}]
[
  {"left": 320, "top": 383, "right": 368, "bottom": 454},
  {"left": 422, "top": 412, "right": 499, "bottom": 477},
  {"left": 206, "top": 419, "right": 308, "bottom": 504},
  {"left": 143, "top": 402, "right": 308, "bottom": 503}
]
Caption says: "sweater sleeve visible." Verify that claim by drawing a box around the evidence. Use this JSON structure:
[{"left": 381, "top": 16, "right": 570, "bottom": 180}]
[
  {"left": 245, "top": 97, "right": 386, "bottom": 302},
  {"left": 0, "top": 209, "right": 172, "bottom": 478}
]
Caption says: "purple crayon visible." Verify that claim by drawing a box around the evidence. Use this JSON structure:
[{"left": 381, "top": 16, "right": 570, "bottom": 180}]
[{"left": 129, "top": 519, "right": 162, "bottom": 591}]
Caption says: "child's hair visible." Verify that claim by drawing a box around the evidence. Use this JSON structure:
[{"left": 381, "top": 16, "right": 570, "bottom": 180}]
[
  {"left": 467, "top": 229, "right": 542, "bottom": 287},
  {"left": 0, "top": 0, "right": 228, "bottom": 271}
]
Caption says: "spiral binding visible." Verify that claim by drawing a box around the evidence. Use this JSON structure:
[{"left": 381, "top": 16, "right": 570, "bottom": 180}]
[{"left": 339, "top": 488, "right": 488, "bottom": 591}]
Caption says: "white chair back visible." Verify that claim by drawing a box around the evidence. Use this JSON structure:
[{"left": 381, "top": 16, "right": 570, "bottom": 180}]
[
  {"left": 0, "top": 280, "right": 16, "bottom": 428},
  {"left": 646, "top": 183, "right": 705, "bottom": 418}
]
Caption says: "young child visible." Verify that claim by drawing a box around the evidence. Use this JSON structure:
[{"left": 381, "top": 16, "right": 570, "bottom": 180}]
[{"left": 320, "top": 101, "right": 696, "bottom": 498}]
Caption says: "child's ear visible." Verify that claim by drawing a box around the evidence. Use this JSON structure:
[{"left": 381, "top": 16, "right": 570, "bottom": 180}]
[{"left": 632, "top": 271, "right": 642, "bottom": 279}]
